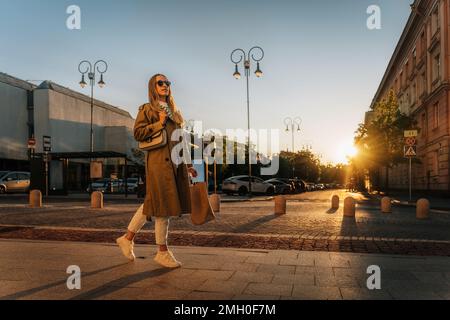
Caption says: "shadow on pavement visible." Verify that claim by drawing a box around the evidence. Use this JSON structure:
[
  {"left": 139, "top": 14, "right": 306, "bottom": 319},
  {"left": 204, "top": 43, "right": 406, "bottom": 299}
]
[
  {"left": 0, "top": 262, "right": 130, "bottom": 300},
  {"left": 339, "top": 216, "right": 359, "bottom": 236},
  {"left": 231, "top": 214, "right": 280, "bottom": 233},
  {"left": 70, "top": 268, "right": 173, "bottom": 300}
]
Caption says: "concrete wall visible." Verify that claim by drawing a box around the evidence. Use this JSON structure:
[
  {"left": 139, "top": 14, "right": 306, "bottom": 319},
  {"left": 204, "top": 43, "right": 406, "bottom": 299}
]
[
  {"left": 33, "top": 87, "right": 137, "bottom": 158},
  {"left": 0, "top": 81, "right": 29, "bottom": 161}
]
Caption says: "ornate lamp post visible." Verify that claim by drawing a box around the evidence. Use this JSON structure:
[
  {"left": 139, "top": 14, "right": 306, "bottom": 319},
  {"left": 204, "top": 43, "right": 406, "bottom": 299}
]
[
  {"left": 230, "top": 46, "right": 264, "bottom": 197},
  {"left": 284, "top": 117, "right": 302, "bottom": 178},
  {"left": 78, "top": 60, "right": 108, "bottom": 192},
  {"left": 78, "top": 60, "right": 108, "bottom": 153}
]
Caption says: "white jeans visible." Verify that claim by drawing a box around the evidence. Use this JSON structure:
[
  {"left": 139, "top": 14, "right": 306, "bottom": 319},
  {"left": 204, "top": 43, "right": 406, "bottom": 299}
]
[{"left": 127, "top": 204, "right": 170, "bottom": 246}]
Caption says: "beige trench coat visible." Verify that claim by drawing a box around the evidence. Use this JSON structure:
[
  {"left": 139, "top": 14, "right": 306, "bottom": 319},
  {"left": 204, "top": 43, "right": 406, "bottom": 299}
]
[{"left": 134, "top": 103, "right": 192, "bottom": 218}]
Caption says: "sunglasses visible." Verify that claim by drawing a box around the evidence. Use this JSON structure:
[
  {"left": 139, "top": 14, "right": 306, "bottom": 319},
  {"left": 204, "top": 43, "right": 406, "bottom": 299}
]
[{"left": 157, "top": 80, "right": 171, "bottom": 87}]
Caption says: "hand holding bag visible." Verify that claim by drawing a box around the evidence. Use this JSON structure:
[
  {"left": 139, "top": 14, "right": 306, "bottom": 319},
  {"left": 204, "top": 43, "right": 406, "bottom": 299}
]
[{"left": 190, "top": 182, "right": 216, "bottom": 225}]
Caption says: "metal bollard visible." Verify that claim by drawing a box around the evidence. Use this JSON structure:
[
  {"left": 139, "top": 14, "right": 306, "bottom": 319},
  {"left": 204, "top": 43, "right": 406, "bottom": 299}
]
[
  {"left": 91, "top": 191, "right": 104, "bottom": 209},
  {"left": 416, "top": 198, "right": 430, "bottom": 220},
  {"left": 343, "top": 197, "right": 355, "bottom": 217},
  {"left": 29, "top": 190, "right": 42, "bottom": 208},
  {"left": 275, "top": 195, "right": 287, "bottom": 215},
  {"left": 209, "top": 194, "right": 221, "bottom": 212},
  {"left": 381, "top": 197, "right": 391, "bottom": 214},
  {"left": 331, "top": 195, "right": 339, "bottom": 209}
]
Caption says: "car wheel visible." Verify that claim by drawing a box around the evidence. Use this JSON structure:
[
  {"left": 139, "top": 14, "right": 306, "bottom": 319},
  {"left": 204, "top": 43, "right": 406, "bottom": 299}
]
[
  {"left": 266, "top": 187, "right": 275, "bottom": 196},
  {"left": 238, "top": 186, "right": 248, "bottom": 196},
  {"left": 0, "top": 186, "right": 5, "bottom": 194}
]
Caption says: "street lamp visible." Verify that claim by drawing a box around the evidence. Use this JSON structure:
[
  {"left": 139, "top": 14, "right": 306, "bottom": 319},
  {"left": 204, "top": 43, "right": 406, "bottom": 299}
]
[
  {"left": 78, "top": 60, "right": 108, "bottom": 153},
  {"left": 230, "top": 46, "right": 264, "bottom": 197},
  {"left": 78, "top": 60, "right": 108, "bottom": 193},
  {"left": 284, "top": 117, "right": 302, "bottom": 178}
]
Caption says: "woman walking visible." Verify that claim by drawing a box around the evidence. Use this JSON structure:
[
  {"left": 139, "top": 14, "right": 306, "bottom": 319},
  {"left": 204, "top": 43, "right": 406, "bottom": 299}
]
[{"left": 116, "top": 74, "right": 197, "bottom": 268}]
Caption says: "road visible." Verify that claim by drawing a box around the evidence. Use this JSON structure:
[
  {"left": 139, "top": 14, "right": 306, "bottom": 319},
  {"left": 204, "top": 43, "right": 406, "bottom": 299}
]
[{"left": 0, "top": 190, "right": 449, "bottom": 240}]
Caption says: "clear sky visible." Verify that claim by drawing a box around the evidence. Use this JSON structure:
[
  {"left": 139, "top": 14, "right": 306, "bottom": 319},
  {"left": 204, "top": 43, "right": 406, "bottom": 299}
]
[{"left": 0, "top": 0, "right": 412, "bottom": 164}]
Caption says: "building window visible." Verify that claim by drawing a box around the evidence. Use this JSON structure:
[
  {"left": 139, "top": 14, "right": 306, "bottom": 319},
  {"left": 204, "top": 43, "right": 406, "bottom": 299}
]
[
  {"left": 420, "top": 31, "right": 426, "bottom": 55},
  {"left": 412, "top": 81, "right": 417, "bottom": 104},
  {"left": 421, "top": 72, "right": 427, "bottom": 95},
  {"left": 421, "top": 113, "right": 426, "bottom": 137},
  {"left": 432, "top": 151, "right": 439, "bottom": 176},
  {"left": 413, "top": 48, "right": 417, "bottom": 67},
  {"left": 433, "top": 54, "right": 441, "bottom": 82},
  {"left": 433, "top": 103, "right": 439, "bottom": 129},
  {"left": 431, "top": 5, "right": 439, "bottom": 36}
]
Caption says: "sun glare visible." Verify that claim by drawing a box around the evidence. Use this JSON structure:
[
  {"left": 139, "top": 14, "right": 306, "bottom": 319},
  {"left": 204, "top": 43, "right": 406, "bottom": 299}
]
[{"left": 335, "top": 142, "right": 358, "bottom": 164}]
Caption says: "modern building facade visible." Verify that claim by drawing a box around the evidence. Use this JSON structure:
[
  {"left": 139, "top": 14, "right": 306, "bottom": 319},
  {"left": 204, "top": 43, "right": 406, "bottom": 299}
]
[
  {"left": 368, "top": 0, "right": 450, "bottom": 195},
  {"left": 0, "top": 72, "right": 141, "bottom": 192}
]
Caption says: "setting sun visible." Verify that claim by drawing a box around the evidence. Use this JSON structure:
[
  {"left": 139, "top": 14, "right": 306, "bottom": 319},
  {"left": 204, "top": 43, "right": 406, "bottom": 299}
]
[{"left": 334, "top": 142, "right": 358, "bottom": 164}]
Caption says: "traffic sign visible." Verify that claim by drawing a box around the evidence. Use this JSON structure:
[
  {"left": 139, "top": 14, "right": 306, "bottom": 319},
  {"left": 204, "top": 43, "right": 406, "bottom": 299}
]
[
  {"left": 404, "top": 130, "right": 418, "bottom": 138},
  {"left": 28, "top": 138, "right": 36, "bottom": 149},
  {"left": 43, "top": 136, "right": 51, "bottom": 152},
  {"left": 405, "top": 137, "right": 416, "bottom": 146},
  {"left": 404, "top": 145, "right": 417, "bottom": 157}
]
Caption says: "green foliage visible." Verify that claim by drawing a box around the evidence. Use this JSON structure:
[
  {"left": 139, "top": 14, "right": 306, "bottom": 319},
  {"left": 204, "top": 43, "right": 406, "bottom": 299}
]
[{"left": 353, "top": 89, "right": 416, "bottom": 190}]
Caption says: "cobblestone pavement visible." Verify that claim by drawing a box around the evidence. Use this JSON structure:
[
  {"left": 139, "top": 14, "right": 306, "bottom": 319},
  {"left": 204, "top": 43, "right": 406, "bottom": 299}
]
[
  {"left": 1, "top": 239, "right": 449, "bottom": 300},
  {"left": 0, "top": 190, "right": 449, "bottom": 240}
]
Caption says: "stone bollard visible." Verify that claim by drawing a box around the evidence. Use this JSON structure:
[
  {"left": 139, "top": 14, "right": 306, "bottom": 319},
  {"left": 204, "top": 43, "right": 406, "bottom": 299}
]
[
  {"left": 275, "top": 195, "right": 287, "bottom": 215},
  {"left": 416, "top": 198, "right": 430, "bottom": 220},
  {"left": 91, "top": 191, "right": 104, "bottom": 209},
  {"left": 29, "top": 190, "right": 42, "bottom": 208},
  {"left": 331, "top": 195, "right": 339, "bottom": 209},
  {"left": 343, "top": 197, "right": 355, "bottom": 217},
  {"left": 381, "top": 197, "right": 391, "bottom": 214},
  {"left": 209, "top": 194, "right": 221, "bottom": 212}
]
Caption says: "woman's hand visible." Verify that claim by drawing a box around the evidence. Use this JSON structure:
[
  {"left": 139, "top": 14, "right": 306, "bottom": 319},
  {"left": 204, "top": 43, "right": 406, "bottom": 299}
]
[
  {"left": 158, "top": 111, "right": 168, "bottom": 126},
  {"left": 187, "top": 167, "right": 198, "bottom": 178}
]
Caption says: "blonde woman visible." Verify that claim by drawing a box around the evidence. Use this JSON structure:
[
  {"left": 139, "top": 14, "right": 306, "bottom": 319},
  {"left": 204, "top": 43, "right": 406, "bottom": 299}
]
[{"left": 116, "top": 74, "right": 197, "bottom": 268}]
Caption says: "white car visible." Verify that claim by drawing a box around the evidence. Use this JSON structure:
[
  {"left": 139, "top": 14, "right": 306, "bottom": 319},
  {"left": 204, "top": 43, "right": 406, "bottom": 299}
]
[{"left": 222, "top": 175, "right": 275, "bottom": 196}]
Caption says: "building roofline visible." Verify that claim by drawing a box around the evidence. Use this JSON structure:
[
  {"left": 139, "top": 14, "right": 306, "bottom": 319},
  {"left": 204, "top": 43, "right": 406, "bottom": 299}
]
[
  {"left": 0, "top": 72, "right": 37, "bottom": 91},
  {"left": 369, "top": 0, "right": 426, "bottom": 108},
  {"left": 35, "top": 80, "right": 133, "bottom": 119}
]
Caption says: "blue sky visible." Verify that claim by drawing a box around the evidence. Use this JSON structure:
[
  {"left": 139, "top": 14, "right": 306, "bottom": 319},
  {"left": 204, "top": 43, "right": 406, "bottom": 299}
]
[{"left": 0, "top": 0, "right": 412, "bottom": 164}]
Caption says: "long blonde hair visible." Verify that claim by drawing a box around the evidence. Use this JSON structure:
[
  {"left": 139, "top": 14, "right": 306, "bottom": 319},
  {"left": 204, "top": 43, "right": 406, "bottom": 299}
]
[{"left": 148, "top": 74, "right": 185, "bottom": 126}]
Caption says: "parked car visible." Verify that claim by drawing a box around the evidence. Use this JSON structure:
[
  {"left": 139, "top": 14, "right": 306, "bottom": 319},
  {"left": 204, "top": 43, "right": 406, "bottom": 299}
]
[
  {"left": 265, "top": 179, "right": 292, "bottom": 194},
  {"left": 87, "top": 178, "right": 109, "bottom": 193},
  {"left": 222, "top": 175, "right": 275, "bottom": 196},
  {"left": 121, "top": 178, "right": 139, "bottom": 193},
  {"left": 305, "top": 182, "right": 316, "bottom": 191},
  {"left": 0, "top": 171, "right": 10, "bottom": 179},
  {"left": 0, "top": 171, "right": 30, "bottom": 194},
  {"left": 316, "top": 183, "right": 325, "bottom": 190},
  {"left": 291, "top": 179, "right": 307, "bottom": 193}
]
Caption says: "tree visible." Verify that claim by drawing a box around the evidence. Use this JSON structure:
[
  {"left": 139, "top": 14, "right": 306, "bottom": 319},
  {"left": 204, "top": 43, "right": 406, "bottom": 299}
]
[{"left": 354, "top": 90, "right": 415, "bottom": 191}]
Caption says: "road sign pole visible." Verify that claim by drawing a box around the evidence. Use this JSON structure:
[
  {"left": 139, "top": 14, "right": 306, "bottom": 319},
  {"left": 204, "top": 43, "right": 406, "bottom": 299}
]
[
  {"left": 45, "top": 152, "right": 49, "bottom": 197},
  {"left": 409, "top": 157, "right": 412, "bottom": 203}
]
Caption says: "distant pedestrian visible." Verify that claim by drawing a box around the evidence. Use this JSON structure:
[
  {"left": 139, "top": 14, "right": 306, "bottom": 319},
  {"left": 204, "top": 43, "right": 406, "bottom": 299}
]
[{"left": 116, "top": 74, "right": 197, "bottom": 268}]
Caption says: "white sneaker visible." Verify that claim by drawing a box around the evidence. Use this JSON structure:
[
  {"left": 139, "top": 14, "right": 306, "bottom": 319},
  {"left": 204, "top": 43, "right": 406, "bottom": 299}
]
[
  {"left": 116, "top": 235, "right": 135, "bottom": 261},
  {"left": 154, "top": 250, "right": 182, "bottom": 268}
]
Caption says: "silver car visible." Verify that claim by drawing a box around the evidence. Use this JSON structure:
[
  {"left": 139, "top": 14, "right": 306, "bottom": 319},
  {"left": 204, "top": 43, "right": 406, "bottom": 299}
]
[
  {"left": 222, "top": 175, "right": 275, "bottom": 196},
  {"left": 0, "top": 171, "right": 31, "bottom": 194}
]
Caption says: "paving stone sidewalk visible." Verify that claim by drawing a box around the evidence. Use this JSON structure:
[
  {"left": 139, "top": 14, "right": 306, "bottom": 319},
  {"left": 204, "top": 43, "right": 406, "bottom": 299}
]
[{"left": 0, "top": 239, "right": 449, "bottom": 300}]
